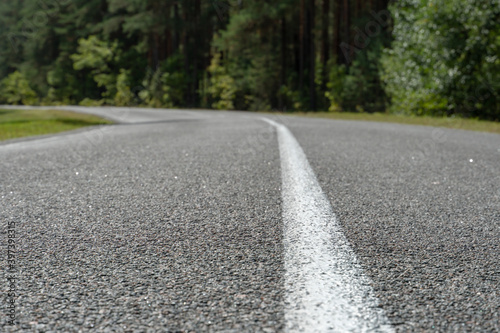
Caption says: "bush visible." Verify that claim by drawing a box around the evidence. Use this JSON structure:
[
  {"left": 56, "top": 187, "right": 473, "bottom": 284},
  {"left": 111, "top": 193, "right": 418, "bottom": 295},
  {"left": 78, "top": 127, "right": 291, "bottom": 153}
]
[
  {"left": 0, "top": 71, "right": 38, "bottom": 105},
  {"left": 114, "top": 69, "right": 133, "bottom": 106},
  {"left": 325, "top": 61, "right": 347, "bottom": 112},
  {"left": 138, "top": 69, "right": 171, "bottom": 108},
  {"left": 137, "top": 54, "right": 188, "bottom": 108},
  {"left": 78, "top": 98, "right": 105, "bottom": 107},
  {"left": 207, "top": 54, "right": 237, "bottom": 110},
  {"left": 71, "top": 36, "right": 119, "bottom": 103},
  {"left": 382, "top": 0, "right": 500, "bottom": 119}
]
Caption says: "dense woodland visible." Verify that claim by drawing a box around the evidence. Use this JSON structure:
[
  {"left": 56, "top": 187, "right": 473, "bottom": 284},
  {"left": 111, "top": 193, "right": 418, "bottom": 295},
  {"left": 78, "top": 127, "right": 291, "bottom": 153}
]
[{"left": 0, "top": 0, "right": 498, "bottom": 120}]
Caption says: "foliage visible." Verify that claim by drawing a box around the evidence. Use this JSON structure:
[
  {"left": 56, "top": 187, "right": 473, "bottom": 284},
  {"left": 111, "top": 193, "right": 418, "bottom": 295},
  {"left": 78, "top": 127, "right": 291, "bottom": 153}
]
[
  {"left": 158, "top": 54, "right": 188, "bottom": 107},
  {"left": 0, "top": 71, "right": 38, "bottom": 105},
  {"left": 207, "top": 54, "right": 237, "bottom": 110},
  {"left": 382, "top": 0, "right": 500, "bottom": 120},
  {"left": 325, "top": 62, "right": 346, "bottom": 112},
  {"left": 71, "top": 35, "right": 120, "bottom": 102},
  {"left": 325, "top": 49, "right": 387, "bottom": 113},
  {"left": 138, "top": 69, "right": 171, "bottom": 108},
  {"left": 114, "top": 69, "right": 133, "bottom": 106},
  {"left": 138, "top": 55, "right": 188, "bottom": 108},
  {"left": 279, "top": 85, "right": 304, "bottom": 111},
  {"left": 79, "top": 98, "right": 106, "bottom": 107},
  {"left": 210, "top": 2, "right": 289, "bottom": 111},
  {"left": 0, "top": 0, "right": 497, "bottom": 120}
]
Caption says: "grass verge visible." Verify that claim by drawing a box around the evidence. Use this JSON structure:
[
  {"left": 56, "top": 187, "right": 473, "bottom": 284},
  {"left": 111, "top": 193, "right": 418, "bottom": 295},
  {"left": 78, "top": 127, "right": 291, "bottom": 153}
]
[
  {"left": 276, "top": 111, "right": 500, "bottom": 135},
  {"left": 0, "top": 109, "right": 113, "bottom": 141}
]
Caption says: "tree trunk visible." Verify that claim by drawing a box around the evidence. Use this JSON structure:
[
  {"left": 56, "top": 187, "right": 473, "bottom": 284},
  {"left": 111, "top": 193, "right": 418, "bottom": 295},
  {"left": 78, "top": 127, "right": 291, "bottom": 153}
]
[
  {"left": 343, "top": 0, "right": 350, "bottom": 68},
  {"left": 192, "top": 0, "right": 201, "bottom": 106},
  {"left": 153, "top": 33, "right": 159, "bottom": 69},
  {"left": 165, "top": 27, "right": 172, "bottom": 59},
  {"left": 309, "top": 0, "right": 316, "bottom": 110},
  {"left": 173, "top": 3, "right": 180, "bottom": 53},
  {"left": 164, "top": 4, "right": 172, "bottom": 59},
  {"left": 182, "top": 4, "right": 191, "bottom": 104},
  {"left": 321, "top": 0, "right": 329, "bottom": 66},
  {"left": 321, "top": 0, "right": 330, "bottom": 90},
  {"left": 280, "top": 16, "right": 286, "bottom": 110},
  {"left": 333, "top": 0, "right": 341, "bottom": 63},
  {"left": 294, "top": 17, "right": 301, "bottom": 82},
  {"left": 299, "top": 0, "right": 305, "bottom": 91},
  {"left": 356, "top": 0, "right": 362, "bottom": 18}
]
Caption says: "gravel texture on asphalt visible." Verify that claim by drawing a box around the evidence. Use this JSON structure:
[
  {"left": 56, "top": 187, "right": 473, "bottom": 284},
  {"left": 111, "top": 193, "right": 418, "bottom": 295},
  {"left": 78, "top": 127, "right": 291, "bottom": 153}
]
[
  {"left": 281, "top": 115, "right": 500, "bottom": 332},
  {"left": 1, "top": 107, "right": 499, "bottom": 332},
  {"left": 1, "top": 112, "right": 283, "bottom": 332}
]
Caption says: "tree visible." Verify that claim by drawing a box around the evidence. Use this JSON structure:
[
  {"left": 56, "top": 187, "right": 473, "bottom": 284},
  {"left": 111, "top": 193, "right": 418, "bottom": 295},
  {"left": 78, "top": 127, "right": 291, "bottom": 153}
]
[
  {"left": 71, "top": 35, "right": 120, "bottom": 102},
  {"left": 382, "top": 0, "right": 499, "bottom": 119},
  {"left": 0, "top": 71, "right": 38, "bottom": 105},
  {"left": 2, "top": 0, "right": 495, "bottom": 121}
]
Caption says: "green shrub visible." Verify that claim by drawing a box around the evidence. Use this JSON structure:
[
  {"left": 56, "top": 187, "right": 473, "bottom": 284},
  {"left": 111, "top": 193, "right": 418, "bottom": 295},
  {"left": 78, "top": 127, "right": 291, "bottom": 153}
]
[
  {"left": 0, "top": 71, "right": 38, "bottom": 105},
  {"left": 138, "top": 69, "right": 171, "bottom": 108},
  {"left": 78, "top": 98, "right": 105, "bottom": 107},
  {"left": 382, "top": 0, "right": 500, "bottom": 119},
  {"left": 114, "top": 69, "right": 133, "bottom": 106},
  {"left": 71, "top": 36, "right": 119, "bottom": 102},
  {"left": 207, "top": 54, "right": 237, "bottom": 110}
]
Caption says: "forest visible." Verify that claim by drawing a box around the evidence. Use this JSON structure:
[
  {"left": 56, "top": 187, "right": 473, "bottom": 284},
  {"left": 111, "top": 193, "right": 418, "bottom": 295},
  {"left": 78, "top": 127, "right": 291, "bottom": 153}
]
[{"left": 0, "top": 0, "right": 498, "bottom": 120}]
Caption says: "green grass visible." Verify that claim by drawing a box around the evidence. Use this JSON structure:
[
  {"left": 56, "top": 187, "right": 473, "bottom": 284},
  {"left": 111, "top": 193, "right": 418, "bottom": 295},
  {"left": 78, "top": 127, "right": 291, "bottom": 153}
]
[
  {"left": 270, "top": 111, "right": 500, "bottom": 135},
  {"left": 0, "top": 109, "right": 113, "bottom": 141}
]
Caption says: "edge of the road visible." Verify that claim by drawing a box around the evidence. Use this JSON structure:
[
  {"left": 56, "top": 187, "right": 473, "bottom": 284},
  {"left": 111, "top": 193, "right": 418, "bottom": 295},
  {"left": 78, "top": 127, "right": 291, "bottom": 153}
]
[
  {"left": 1, "top": 106, "right": 498, "bottom": 148},
  {"left": 0, "top": 105, "right": 122, "bottom": 147},
  {"left": 0, "top": 105, "right": 124, "bottom": 124},
  {"left": 2, "top": 105, "right": 499, "bottom": 136},
  {"left": 0, "top": 124, "right": 113, "bottom": 147}
]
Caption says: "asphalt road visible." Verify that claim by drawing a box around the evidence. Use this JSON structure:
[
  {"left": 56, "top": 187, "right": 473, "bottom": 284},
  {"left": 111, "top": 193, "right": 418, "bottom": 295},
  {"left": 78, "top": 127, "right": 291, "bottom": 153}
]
[{"left": 1, "top": 107, "right": 499, "bottom": 332}]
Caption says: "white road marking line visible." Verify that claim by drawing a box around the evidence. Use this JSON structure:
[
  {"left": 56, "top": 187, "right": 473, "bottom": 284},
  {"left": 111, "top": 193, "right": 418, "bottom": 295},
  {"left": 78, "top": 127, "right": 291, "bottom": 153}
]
[{"left": 262, "top": 118, "right": 394, "bottom": 333}]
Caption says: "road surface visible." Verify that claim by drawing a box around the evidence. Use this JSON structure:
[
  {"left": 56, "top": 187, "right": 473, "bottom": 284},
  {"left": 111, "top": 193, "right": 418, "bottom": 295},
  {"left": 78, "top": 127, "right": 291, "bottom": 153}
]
[{"left": 1, "top": 107, "right": 499, "bottom": 332}]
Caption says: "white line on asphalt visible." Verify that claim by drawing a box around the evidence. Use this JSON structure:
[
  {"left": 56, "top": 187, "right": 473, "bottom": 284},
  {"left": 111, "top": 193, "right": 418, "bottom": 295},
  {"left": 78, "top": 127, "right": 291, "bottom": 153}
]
[{"left": 262, "top": 118, "right": 394, "bottom": 333}]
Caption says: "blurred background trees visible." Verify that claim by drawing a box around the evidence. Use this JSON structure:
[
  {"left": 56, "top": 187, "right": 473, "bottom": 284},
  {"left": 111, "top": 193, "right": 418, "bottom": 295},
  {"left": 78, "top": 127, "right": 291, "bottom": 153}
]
[
  {"left": 0, "top": 0, "right": 498, "bottom": 120},
  {"left": 382, "top": 0, "right": 499, "bottom": 119}
]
